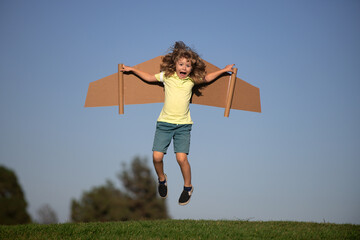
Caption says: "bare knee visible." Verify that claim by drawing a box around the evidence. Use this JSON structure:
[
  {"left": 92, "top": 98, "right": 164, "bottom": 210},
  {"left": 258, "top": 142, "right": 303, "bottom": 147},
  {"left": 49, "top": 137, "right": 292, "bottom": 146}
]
[
  {"left": 153, "top": 151, "right": 164, "bottom": 163},
  {"left": 176, "top": 153, "right": 188, "bottom": 165}
]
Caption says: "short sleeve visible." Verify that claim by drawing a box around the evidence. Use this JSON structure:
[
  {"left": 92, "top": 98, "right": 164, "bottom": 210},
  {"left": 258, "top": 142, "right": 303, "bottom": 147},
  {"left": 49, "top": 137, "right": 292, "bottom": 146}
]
[{"left": 155, "top": 72, "right": 165, "bottom": 82}]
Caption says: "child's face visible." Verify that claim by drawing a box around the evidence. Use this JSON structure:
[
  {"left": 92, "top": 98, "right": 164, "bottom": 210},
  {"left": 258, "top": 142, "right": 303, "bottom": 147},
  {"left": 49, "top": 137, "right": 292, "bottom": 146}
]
[{"left": 176, "top": 58, "right": 192, "bottom": 79}]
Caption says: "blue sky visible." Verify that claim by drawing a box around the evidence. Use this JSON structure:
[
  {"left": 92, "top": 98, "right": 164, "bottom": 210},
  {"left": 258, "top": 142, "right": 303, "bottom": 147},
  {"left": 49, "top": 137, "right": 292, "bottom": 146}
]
[{"left": 1, "top": 0, "right": 359, "bottom": 224}]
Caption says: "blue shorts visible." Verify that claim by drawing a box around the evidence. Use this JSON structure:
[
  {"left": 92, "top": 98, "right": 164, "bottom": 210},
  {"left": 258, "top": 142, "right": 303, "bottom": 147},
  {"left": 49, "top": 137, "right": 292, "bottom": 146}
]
[{"left": 152, "top": 122, "right": 192, "bottom": 154}]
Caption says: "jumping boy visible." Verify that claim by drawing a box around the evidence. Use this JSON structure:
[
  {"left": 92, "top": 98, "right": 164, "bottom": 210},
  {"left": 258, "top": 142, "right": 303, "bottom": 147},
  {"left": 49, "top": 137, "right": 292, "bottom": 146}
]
[{"left": 121, "top": 41, "right": 234, "bottom": 205}]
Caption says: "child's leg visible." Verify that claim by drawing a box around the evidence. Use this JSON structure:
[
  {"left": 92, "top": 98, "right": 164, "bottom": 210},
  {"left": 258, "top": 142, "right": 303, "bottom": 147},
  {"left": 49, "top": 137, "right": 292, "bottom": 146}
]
[
  {"left": 153, "top": 151, "right": 166, "bottom": 181},
  {"left": 176, "top": 152, "right": 192, "bottom": 187}
]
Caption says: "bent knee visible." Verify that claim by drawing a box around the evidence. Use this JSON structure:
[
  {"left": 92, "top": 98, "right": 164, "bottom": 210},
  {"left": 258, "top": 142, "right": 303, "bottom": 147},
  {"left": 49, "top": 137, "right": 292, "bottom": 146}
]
[
  {"left": 153, "top": 151, "right": 164, "bottom": 162},
  {"left": 176, "top": 153, "right": 188, "bottom": 164}
]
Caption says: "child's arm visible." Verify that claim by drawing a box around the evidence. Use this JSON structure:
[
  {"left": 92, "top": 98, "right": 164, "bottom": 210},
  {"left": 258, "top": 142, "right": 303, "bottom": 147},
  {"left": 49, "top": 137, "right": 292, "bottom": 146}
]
[
  {"left": 204, "top": 64, "right": 235, "bottom": 82},
  {"left": 121, "top": 65, "right": 157, "bottom": 82}
]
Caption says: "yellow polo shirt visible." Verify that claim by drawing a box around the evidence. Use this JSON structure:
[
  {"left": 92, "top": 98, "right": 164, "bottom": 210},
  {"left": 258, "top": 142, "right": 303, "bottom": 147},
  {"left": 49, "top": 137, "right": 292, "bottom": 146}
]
[{"left": 155, "top": 72, "right": 194, "bottom": 124}]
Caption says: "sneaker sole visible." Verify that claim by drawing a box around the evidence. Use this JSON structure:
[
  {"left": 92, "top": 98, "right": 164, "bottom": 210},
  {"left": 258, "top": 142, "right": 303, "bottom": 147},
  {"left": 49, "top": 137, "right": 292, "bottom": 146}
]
[{"left": 179, "top": 187, "right": 194, "bottom": 206}]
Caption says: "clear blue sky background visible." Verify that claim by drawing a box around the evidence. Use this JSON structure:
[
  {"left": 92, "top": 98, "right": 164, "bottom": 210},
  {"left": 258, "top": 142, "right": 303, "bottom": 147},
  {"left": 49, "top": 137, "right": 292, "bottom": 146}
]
[{"left": 1, "top": 0, "right": 359, "bottom": 224}]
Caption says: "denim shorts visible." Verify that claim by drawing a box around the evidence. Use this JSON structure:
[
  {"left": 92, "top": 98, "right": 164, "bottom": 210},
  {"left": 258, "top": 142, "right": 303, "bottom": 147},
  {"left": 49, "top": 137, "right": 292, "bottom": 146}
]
[{"left": 152, "top": 122, "right": 192, "bottom": 154}]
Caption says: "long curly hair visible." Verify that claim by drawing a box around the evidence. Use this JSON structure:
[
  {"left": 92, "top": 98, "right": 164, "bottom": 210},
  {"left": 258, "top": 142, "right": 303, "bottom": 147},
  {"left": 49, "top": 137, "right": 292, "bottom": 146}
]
[{"left": 160, "top": 41, "right": 206, "bottom": 84}]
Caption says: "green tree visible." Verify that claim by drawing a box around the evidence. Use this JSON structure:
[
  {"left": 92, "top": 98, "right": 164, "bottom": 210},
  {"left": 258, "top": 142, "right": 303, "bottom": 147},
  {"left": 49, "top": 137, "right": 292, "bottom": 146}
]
[
  {"left": 71, "top": 181, "right": 130, "bottom": 222},
  {"left": 0, "top": 165, "right": 31, "bottom": 225},
  {"left": 119, "top": 156, "right": 169, "bottom": 220},
  {"left": 36, "top": 204, "right": 58, "bottom": 224},
  {"left": 71, "top": 157, "right": 169, "bottom": 222}
]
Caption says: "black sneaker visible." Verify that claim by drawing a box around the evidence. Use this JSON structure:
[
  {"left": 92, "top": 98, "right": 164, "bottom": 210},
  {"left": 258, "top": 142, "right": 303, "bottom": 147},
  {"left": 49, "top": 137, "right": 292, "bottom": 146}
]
[
  {"left": 178, "top": 186, "right": 193, "bottom": 206},
  {"left": 158, "top": 174, "right": 167, "bottom": 198}
]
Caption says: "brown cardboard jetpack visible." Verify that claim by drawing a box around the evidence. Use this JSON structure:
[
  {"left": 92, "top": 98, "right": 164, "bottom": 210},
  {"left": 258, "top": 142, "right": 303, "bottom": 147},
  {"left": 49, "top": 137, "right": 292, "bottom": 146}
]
[{"left": 84, "top": 56, "right": 261, "bottom": 117}]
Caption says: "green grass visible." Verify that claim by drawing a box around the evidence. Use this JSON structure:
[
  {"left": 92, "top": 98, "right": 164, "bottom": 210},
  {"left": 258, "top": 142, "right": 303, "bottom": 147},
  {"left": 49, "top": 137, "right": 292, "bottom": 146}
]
[{"left": 1, "top": 220, "right": 359, "bottom": 240}]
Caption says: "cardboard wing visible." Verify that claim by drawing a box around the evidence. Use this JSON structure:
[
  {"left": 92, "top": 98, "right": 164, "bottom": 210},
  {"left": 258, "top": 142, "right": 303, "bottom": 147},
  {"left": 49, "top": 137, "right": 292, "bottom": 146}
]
[{"left": 84, "top": 56, "right": 261, "bottom": 116}]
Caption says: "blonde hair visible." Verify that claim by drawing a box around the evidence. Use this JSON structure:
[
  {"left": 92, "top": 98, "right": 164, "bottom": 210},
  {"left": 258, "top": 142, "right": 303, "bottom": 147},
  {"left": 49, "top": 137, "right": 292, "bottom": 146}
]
[{"left": 160, "top": 41, "right": 206, "bottom": 84}]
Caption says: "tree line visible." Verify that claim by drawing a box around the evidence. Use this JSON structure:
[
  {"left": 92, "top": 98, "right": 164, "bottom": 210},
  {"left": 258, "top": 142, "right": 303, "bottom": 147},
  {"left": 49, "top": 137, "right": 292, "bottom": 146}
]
[{"left": 0, "top": 157, "right": 169, "bottom": 225}]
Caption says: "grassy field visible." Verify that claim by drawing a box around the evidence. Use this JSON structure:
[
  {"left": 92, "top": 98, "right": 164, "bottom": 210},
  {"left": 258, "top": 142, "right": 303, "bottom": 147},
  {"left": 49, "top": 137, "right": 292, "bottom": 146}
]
[{"left": 0, "top": 220, "right": 359, "bottom": 240}]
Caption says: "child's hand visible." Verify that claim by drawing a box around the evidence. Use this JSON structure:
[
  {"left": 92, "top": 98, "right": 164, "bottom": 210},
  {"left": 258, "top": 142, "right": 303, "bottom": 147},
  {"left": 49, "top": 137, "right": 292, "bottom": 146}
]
[
  {"left": 119, "top": 65, "right": 157, "bottom": 82},
  {"left": 120, "top": 65, "right": 133, "bottom": 72},
  {"left": 223, "top": 64, "right": 235, "bottom": 73},
  {"left": 205, "top": 64, "right": 236, "bottom": 82}
]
